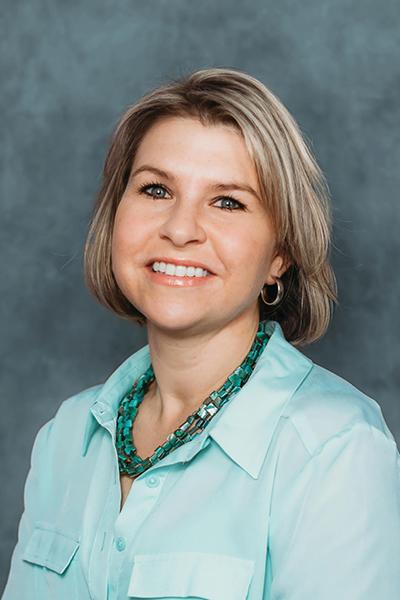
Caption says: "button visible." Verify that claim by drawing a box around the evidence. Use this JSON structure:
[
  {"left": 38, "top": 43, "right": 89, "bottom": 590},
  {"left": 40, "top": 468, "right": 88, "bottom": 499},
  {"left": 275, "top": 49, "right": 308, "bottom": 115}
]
[
  {"left": 146, "top": 475, "right": 160, "bottom": 488},
  {"left": 96, "top": 405, "right": 107, "bottom": 416},
  {"left": 115, "top": 536, "right": 126, "bottom": 552}
]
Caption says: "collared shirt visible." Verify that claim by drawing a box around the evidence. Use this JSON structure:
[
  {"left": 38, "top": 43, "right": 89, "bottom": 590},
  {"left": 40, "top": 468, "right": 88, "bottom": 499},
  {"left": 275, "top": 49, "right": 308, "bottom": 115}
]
[{"left": 2, "top": 319, "right": 400, "bottom": 600}]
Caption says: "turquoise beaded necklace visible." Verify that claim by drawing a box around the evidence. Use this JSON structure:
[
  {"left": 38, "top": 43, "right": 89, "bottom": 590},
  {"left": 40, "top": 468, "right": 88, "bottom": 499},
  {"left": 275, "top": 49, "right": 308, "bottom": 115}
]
[{"left": 116, "top": 319, "right": 272, "bottom": 478}]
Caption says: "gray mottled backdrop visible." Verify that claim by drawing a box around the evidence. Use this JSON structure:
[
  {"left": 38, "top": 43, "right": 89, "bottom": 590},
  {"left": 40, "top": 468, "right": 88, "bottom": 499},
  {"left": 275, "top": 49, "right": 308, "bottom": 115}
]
[{"left": 1, "top": 0, "right": 399, "bottom": 591}]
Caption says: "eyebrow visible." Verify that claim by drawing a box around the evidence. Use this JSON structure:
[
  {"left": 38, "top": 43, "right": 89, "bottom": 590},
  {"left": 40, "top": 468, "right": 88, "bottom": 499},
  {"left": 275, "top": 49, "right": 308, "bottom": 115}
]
[{"left": 130, "top": 165, "right": 260, "bottom": 201}]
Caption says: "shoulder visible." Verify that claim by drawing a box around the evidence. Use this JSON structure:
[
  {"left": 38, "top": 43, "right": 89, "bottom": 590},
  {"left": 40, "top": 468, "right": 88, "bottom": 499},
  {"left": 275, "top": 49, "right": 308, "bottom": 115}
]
[
  {"left": 53, "top": 383, "right": 103, "bottom": 418},
  {"left": 33, "top": 383, "right": 103, "bottom": 456},
  {"left": 268, "top": 359, "right": 399, "bottom": 523},
  {"left": 50, "top": 382, "right": 103, "bottom": 429},
  {"left": 32, "top": 343, "right": 152, "bottom": 457},
  {"left": 22, "top": 383, "right": 104, "bottom": 514},
  {"left": 282, "top": 360, "right": 397, "bottom": 457}
]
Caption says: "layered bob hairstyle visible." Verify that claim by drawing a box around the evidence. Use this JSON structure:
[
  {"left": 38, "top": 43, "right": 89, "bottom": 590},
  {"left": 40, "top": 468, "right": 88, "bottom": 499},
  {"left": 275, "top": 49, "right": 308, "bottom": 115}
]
[{"left": 84, "top": 67, "right": 338, "bottom": 347}]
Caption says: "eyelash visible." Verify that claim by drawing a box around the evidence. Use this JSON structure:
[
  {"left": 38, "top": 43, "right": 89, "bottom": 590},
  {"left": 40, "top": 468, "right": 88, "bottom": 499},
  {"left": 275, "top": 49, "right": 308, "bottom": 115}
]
[{"left": 137, "top": 182, "right": 247, "bottom": 212}]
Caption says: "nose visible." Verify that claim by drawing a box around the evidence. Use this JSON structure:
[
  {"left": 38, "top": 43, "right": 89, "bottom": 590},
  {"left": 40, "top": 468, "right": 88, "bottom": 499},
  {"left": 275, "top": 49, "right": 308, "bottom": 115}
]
[{"left": 158, "top": 202, "right": 207, "bottom": 246}]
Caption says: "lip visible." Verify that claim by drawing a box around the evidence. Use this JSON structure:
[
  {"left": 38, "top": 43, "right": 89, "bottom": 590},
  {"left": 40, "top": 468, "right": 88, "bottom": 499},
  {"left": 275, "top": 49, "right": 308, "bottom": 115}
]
[
  {"left": 145, "top": 266, "right": 216, "bottom": 287},
  {"left": 146, "top": 256, "right": 216, "bottom": 275}
]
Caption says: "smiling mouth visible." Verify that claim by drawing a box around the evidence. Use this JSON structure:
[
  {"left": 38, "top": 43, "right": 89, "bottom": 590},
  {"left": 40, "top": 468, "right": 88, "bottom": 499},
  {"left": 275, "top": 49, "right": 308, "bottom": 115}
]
[
  {"left": 146, "top": 255, "right": 217, "bottom": 272},
  {"left": 146, "top": 264, "right": 214, "bottom": 277},
  {"left": 147, "top": 261, "right": 214, "bottom": 276},
  {"left": 145, "top": 265, "right": 216, "bottom": 286}
]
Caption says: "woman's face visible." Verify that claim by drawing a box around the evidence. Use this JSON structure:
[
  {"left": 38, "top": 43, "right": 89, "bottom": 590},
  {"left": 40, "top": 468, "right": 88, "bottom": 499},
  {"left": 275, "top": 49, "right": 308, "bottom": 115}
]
[{"left": 112, "top": 116, "right": 286, "bottom": 334}]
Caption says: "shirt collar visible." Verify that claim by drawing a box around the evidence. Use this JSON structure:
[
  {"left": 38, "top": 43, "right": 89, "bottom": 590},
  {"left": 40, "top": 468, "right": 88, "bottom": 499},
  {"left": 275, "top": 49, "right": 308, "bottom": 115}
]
[{"left": 81, "top": 320, "right": 313, "bottom": 478}]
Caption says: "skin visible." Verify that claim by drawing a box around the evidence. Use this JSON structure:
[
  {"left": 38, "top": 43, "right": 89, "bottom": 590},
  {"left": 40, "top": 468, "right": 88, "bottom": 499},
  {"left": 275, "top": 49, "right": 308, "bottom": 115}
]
[{"left": 111, "top": 115, "right": 288, "bottom": 431}]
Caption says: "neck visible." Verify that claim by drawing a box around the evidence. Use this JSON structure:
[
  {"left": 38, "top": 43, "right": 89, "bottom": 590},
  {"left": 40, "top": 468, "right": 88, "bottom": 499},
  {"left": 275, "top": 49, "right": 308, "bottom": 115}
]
[{"left": 145, "top": 310, "right": 261, "bottom": 428}]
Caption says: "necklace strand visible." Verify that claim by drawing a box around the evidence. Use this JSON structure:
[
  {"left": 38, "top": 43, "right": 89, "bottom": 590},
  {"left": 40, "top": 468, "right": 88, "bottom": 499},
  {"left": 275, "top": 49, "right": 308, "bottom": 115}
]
[{"left": 116, "top": 319, "right": 271, "bottom": 477}]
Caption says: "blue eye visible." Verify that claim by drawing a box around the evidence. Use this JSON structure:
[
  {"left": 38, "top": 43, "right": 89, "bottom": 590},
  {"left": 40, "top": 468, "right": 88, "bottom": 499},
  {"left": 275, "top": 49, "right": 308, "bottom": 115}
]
[
  {"left": 138, "top": 182, "right": 247, "bottom": 212},
  {"left": 139, "top": 183, "right": 167, "bottom": 198},
  {"left": 214, "top": 196, "right": 246, "bottom": 211}
]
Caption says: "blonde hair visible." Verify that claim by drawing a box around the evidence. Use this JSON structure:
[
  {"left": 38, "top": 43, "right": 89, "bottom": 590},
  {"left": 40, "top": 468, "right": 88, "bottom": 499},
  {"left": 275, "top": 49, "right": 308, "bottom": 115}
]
[{"left": 84, "top": 67, "right": 338, "bottom": 347}]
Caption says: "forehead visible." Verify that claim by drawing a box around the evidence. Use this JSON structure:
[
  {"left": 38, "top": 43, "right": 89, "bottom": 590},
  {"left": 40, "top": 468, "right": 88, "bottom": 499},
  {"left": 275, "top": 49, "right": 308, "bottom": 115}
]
[{"left": 132, "top": 116, "right": 260, "bottom": 188}]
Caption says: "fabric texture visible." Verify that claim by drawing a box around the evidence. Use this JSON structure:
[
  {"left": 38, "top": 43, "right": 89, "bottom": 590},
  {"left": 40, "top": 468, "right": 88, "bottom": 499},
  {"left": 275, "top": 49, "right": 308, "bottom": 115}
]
[{"left": 2, "top": 320, "right": 400, "bottom": 599}]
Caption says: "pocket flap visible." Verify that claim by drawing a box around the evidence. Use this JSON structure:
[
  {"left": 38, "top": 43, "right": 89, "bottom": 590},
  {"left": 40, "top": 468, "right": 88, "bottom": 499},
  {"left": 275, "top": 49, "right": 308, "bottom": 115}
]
[
  {"left": 128, "top": 551, "right": 254, "bottom": 599},
  {"left": 21, "top": 525, "right": 80, "bottom": 574}
]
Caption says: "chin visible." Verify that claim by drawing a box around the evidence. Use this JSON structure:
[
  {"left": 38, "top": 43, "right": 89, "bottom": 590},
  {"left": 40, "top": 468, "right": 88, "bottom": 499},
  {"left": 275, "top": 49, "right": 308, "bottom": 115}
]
[{"left": 145, "top": 312, "right": 208, "bottom": 332}]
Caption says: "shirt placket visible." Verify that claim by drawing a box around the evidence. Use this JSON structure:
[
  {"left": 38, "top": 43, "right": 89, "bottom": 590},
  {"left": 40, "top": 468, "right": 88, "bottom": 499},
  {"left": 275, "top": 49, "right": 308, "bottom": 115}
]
[
  {"left": 106, "top": 468, "right": 167, "bottom": 599},
  {"left": 89, "top": 402, "right": 212, "bottom": 600}
]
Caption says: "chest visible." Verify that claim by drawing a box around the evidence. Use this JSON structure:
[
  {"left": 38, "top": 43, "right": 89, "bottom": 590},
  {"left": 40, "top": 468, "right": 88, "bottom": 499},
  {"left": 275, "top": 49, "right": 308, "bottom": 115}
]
[
  {"left": 118, "top": 403, "right": 190, "bottom": 512},
  {"left": 118, "top": 425, "right": 165, "bottom": 512}
]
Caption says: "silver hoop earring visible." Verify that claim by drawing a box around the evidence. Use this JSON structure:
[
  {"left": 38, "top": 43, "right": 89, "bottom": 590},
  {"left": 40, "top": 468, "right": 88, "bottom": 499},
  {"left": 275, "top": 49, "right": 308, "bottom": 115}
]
[{"left": 260, "top": 278, "right": 284, "bottom": 306}]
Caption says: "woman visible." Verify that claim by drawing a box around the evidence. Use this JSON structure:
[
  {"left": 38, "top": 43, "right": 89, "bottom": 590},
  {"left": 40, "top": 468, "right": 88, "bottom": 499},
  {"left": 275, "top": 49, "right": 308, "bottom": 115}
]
[{"left": 3, "top": 68, "right": 399, "bottom": 600}]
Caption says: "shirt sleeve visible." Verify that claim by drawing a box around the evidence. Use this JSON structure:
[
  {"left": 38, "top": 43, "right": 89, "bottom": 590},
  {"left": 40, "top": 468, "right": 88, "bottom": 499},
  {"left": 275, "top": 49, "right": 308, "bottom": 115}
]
[
  {"left": 268, "top": 421, "right": 400, "bottom": 599},
  {"left": 2, "top": 417, "right": 54, "bottom": 599}
]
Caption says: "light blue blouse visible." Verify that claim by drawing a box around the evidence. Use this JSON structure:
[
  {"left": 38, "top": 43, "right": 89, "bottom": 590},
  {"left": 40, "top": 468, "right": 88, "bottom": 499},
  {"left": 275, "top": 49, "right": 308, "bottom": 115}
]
[{"left": 2, "top": 320, "right": 400, "bottom": 599}]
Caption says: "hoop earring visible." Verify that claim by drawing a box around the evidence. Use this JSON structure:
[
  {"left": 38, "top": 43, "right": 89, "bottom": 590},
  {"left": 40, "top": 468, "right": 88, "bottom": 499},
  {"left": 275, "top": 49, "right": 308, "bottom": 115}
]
[{"left": 260, "top": 278, "right": 284, "bottom": 306}]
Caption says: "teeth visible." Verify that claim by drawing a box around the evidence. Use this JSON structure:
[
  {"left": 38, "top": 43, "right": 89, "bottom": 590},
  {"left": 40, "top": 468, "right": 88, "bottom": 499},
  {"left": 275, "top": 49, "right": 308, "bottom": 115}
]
[{"left": 151, "top": 261, "right": 209, "bottom": 277}]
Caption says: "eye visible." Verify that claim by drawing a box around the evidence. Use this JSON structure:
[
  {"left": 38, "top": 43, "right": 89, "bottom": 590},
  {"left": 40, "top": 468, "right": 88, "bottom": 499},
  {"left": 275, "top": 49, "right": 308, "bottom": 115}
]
[
  {"left": 138, "top": 182, "right": 169, "bottom": 198},
  {"left": 213, "top": 196, "right": 247, "bottom": 212},
  {"left": 137, "top": 182, "right": 247, "bottom": 212}
]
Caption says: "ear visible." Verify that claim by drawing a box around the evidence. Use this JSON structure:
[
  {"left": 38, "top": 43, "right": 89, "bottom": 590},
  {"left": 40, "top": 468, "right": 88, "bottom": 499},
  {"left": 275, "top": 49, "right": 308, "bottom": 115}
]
[{"left": 265, "top": 254, "right": 292, "bottom": 285}]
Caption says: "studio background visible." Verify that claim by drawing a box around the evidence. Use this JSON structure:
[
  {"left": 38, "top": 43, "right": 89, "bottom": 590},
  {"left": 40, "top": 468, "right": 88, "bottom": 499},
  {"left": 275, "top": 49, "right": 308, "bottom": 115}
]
[{"left": 1, "top": 0, "right": 399, "bottom": 592}]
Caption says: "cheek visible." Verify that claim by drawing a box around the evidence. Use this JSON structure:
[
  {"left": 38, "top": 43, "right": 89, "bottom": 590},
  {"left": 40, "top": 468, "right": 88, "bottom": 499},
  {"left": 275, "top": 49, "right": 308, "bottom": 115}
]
[
  {"left": 111, "top": 216, "right": 137, "bottom": 283},
  {"left": 224, "top": 227, "right": 275, "bottom": 292},
  {"left": 226, "top": 227, "right": 269, "bottom": 267},
  {"left": 112, "top": 204, "right": 143, "bottom": 254},
  {"left": 111, "top": 216, "right": 140, "bottom": 293}
]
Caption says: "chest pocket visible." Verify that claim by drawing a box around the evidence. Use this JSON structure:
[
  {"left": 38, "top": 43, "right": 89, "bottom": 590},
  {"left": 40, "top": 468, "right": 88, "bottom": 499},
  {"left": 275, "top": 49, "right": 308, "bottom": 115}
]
[
  {"left": 21, "top": 524, "right": 80, "bottom": 574},
  {"left": 128, "top": 551, "right": 254, "bottom": 600}
]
